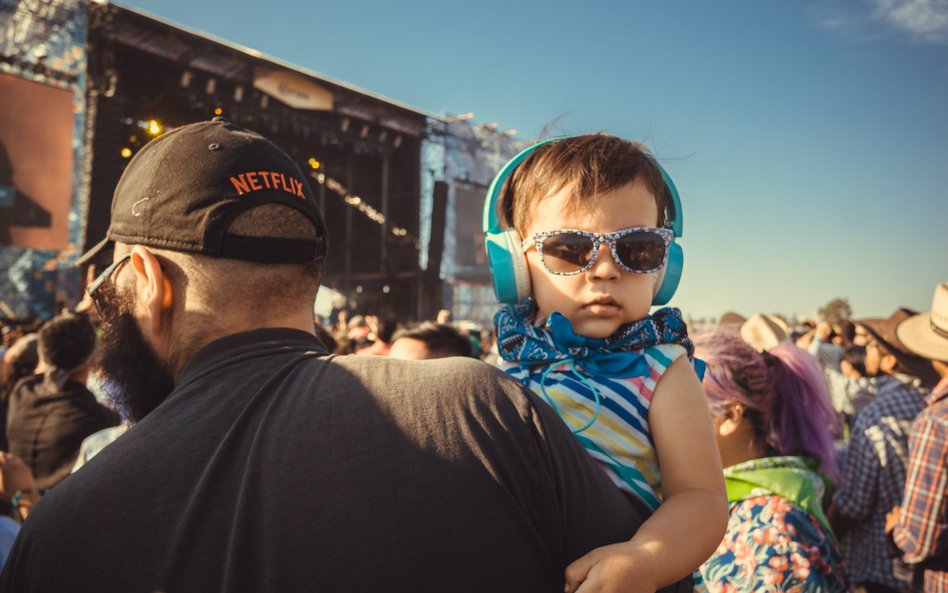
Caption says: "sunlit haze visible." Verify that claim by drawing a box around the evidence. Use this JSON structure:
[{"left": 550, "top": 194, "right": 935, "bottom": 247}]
[{"left": 122, "top": 0, "right": 948, "bottom": 321}]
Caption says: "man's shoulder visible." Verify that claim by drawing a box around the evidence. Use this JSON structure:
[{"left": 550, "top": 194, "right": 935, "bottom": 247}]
[
  {"left": 912, "top": 397, "right": 948, "bottom": 433},
  {"left": 332, "top": 355, "right": 522, "bottom": 393},
  {"left": 858, "top": 378, "right": 924, "bottom": 417}
]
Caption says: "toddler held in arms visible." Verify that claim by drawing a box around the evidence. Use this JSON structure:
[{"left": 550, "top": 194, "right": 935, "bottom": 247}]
[{"left": 483, "top": 134, "right": 728, "bottom": 593}]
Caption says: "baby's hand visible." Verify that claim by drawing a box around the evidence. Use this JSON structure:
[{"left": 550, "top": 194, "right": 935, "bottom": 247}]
[{"left": 565, "top": 542, "right": 658, "bottom": 593}]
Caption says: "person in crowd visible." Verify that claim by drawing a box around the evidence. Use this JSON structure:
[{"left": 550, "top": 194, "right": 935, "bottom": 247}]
[
  {"left": 0, "top": 451, "right": 38, "bottom": 521},
  {"left": 490, "top": 134, "right": 727, "bottom": 593},
  {"left": 830, "top": 310, "right": 935, "bottom": 593},
  {"left": 801, "top": 320, "right": 857, "bottom": 372},
  {"left": 818, "top": 311, "right": 935, "bottom": 430},
  {"left": 5, "top": 313, "right": 118, "bottom": 490},
  {"left": 0, "top": 334, "right": 39, "bottom": 452},
  {"left": 0, "top": 119, "right": 685, "bottom": 593},
  {"left": 1, "top": 334, "right": 38, "bottom": 399},
  {"left": 327, "top": 307, "right": 349, "bottom": 339},
  {"left": 355, "top": 315, "right": 398, "bottom": 356},
  {"left": 388, "top": 322, "right": 474, "bottom": 360},
  {"left": 345, "top": 314, "right": 370, "bottom": 340},
  {"left": 890, "top": 282, "right": 948, "bottom": 592},
  {"left": 693, "top": 332, "right": 848, "bottom": 592},
  {"left": 436, "top": 308, "right": 452, "bottom": 324},
  {"left": 841, "top": 344, "right": 868, "bottom": 379},
  {"left": 0, "top": 451, "right": 36, "bottom": 565}
]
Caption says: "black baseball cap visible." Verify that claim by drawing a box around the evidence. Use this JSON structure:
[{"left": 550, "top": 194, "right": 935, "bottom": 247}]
[{"left": 77, "top": 117, "right": 327, "bottom": 266}]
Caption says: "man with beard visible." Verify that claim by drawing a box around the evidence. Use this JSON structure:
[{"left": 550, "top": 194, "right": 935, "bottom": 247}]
[{"left": 0, "top": 119, "right": 689, "bottom": 593}]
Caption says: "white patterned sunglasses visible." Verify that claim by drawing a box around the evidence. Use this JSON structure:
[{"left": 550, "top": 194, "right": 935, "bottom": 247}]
[{"left": 521, "top": 226, "right": 673, "bottom": 276}]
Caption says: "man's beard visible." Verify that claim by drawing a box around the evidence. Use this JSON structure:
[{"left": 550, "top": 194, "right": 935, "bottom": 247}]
[{"left": 95, "top": 282, "right": 175, "bottom": 423}]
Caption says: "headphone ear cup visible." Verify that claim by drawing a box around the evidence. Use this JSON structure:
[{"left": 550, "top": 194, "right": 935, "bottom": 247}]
[
  {"left": 485, "top": 229, "right": 532, "bottom": 304},
  {"left": 652, "top": 242, "right": 683, "bottom": 306}
]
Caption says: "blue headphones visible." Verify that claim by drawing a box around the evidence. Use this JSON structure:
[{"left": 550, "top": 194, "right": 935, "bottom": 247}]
[{"left": 482, "top": 136, "right": 684, "bottom": 306}]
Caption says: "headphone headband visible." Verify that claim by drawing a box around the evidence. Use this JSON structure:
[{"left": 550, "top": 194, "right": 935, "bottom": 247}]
[{"left": 482, "top": 137, "right": 563, "bottom": 234}]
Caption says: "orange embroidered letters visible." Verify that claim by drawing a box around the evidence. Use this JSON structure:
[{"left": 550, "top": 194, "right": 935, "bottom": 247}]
[
  {"left": 230, "top": 171, "right": 305, "bottom": 199},
  {"left": 230, "top": 174, "right": 251, "bottom": 195}
]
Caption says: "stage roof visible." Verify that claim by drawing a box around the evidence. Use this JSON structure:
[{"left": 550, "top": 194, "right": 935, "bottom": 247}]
[{"left": 100, "top": 1, "right": 431, "bottom": 122}]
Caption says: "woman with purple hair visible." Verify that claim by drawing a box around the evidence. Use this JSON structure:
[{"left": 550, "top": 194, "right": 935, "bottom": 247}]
[{"left": 695, "top": 332, "right": 849, "bottom": 593}]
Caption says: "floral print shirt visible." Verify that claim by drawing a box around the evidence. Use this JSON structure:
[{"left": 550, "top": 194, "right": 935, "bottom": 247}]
[{"left": 701, "top": 457, "right": 850, "bottom": 593}]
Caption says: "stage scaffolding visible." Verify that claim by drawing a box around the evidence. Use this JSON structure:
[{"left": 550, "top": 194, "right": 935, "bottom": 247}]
[
  {"left": 82, "top": 3, "right": 428, "bottom": 320},
  {"left": 1, "top": 0, "right": 524, "bottom": 324}
]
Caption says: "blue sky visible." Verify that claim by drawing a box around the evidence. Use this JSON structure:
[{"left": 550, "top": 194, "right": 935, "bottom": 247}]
[{"left": 122, "top": 0, "right": 948, "bottom": 321}]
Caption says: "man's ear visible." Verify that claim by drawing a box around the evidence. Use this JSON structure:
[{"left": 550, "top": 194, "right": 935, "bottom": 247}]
[{"left": 128, "top": 246, "right": 174, "bottom": 336}]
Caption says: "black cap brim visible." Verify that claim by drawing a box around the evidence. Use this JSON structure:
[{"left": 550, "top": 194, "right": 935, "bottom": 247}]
[{"left": 75, "top": 237, "right": 113, "bottom": 268}]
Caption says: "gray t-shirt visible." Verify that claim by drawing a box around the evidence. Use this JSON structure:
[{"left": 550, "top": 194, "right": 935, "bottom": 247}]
[{"left": 1, "top": 328, "right": 690, "bottom": 593}]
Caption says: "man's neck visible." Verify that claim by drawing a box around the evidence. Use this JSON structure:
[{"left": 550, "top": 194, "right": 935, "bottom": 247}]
[{"left": 166, "top": 311, "right": 316, "bottom": 382}]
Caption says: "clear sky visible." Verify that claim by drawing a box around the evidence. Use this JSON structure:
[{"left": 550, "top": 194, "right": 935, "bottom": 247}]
[{"left": 121, "top": 0, "right": 948, "bottom": 321}]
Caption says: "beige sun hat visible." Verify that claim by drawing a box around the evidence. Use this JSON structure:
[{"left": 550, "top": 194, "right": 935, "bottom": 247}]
[
  {"left": 740, "top": 313, "right": 790, "bottom": 352},
  {"left": 896, "top": 282, "right": 948, "bottom": 362}
]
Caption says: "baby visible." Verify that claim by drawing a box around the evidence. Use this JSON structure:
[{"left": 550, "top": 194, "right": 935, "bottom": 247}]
[{"left": 484, "top": 134, "right": 728, "bottom": 593}]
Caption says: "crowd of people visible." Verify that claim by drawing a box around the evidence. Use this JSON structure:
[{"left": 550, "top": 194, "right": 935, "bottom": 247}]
[{"left": 0, "top": 123, "right": 944, "bottom": 593}]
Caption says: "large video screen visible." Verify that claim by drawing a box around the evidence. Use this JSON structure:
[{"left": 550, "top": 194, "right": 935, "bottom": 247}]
[{"left": 0, "top": 72, "right": 74, "bottom": 250}]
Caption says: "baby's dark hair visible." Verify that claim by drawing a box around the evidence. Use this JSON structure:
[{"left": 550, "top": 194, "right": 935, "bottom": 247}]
[{"left": 499, "top": 134, "right": 671, "bottom": 234}]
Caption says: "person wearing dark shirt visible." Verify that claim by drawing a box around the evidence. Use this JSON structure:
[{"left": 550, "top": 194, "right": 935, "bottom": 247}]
[
  {"left": 0, "top": 119, "right": 689, "bottom": 593},
  {"left": 5, "top": 313, "right": 117, "bottom": 490}
]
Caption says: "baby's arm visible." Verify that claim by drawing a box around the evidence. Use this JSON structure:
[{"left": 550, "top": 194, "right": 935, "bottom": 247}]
[{"left": 564, "top": 357, "right": 728, "bottom": 593}]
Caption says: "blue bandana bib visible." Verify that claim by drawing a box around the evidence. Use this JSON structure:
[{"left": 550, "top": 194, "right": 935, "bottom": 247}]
[{"left": 494, "top": 299, "right": 702, "bottom": 379}]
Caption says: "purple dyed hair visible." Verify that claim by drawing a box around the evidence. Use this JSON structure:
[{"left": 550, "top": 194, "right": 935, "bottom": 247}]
[{"left": 694, "top": 331, "right": 841, "bottom": 482}]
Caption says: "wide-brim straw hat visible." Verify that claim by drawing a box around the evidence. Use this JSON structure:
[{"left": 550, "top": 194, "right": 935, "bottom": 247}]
[
  {"left": 896, "top": 282, "right": 948, "bottom": 362},
  {"left": 740, "top": 313, "right": 790, "bottom": 352}
]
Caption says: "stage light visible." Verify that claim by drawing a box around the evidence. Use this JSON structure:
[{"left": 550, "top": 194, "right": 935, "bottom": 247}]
[
  {"left": 360, "top": 124, "right": 369, "bottom": 139},
  {"left": 382, "top": 285, "right": 391, "bottom": 294},
  {"left": 340, "top": 118, "right": 350, "bottom": 133},
  {"left": 180, "top": 71, "right": 192, "bottom": 88},
  {"left": 308, "top": 157, "right": 321, "bottom": 170},
  {"left": 205, "top": 78, "right": 216, "bottom": 94},
  {"left": 356, "top": 285, "right": 363, "bottom": 294},
  {"left": 146, "top": 120, "right": 163, "bottom": 135},
  {"left": 214, "top": 107, "right": 223, "bottom": 115},
  {"left": 128, "top": 135, "right": 137, "bottom": 143},
  {"left": 393, "top": 135, "right": 402, "bottom": 149},
  {"left": 234, "top": 86, "right": 244, "bottom": 102},
  {"left": 378, "top": 130, "right": 388, "bottom": 143},
  {"left": 120, "top": 147, "right": 132, "bottom": 158}
]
